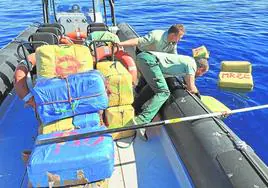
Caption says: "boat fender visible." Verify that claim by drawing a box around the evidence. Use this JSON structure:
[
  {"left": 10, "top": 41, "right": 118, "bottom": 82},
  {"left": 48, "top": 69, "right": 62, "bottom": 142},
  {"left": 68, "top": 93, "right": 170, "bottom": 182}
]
[
  {"left": 14, "top": 59, "right": 36, "bottom": 107},
  {"left": 115, "top": 50, "right": 137, "bottom": 84},
  {"left": 59, "top": 35, "right": 74, "bottom": 44},
  {"left": 94, "top": 46, "right": 137, "bottom": 84}
]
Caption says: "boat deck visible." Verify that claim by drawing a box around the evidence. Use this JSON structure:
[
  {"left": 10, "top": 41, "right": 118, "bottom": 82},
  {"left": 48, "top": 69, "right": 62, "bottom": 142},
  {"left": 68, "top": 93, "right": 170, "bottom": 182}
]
[
  {"left": 108, "top": 124, "right": 193, "bottom": 188},
  {"left": 0, "top": 93, "right": 38, "bottom": 188}
]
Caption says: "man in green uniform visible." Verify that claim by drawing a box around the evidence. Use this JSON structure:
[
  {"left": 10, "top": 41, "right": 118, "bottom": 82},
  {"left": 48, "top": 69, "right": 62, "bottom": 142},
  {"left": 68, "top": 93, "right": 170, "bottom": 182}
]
[
  {"left": 130, "top": 46, "right": 209, "bottom": 139},
  {"left": 118, "top": 24, "right": 185, "bottom": 54},
  {"left": 120, "top": 24, "right": 185, "bottom": 93}
]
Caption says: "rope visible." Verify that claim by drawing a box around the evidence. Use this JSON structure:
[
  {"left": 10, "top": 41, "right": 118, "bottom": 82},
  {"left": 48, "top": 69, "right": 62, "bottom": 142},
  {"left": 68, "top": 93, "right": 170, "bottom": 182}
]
[
  {"left": 116, "top": 131, "right": 137, "bottom": 149},
  {"left": 38, "top": 76, "right": 103, "bottom": 114},
  {"left": 54, "top": 100, "right": 80, "bottom": 114},
  {"left": 115, "top": 109, "right": 137, "bottom": 149}
]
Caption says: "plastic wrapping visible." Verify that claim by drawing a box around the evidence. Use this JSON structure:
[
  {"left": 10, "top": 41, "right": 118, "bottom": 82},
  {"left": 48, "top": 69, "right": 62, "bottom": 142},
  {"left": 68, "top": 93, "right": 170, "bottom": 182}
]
[
  {"left": 32, "top": 70, "right": 108, "bottom": 124},
  {"left": 28, "top": 126, "right": 114, "bottom": 187},
  {"left": 36, "top": 44, "right": 93, "bottom": 78},
  {"left": 97, "top": 61, "right": 133, "bottom": 106}
]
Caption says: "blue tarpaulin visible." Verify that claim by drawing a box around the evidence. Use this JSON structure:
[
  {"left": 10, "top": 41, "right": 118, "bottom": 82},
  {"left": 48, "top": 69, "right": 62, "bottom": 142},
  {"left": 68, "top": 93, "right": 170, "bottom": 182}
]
[
  {"left": 73, "top": 113, "right": 100, "bottom": 129},
  {"left": 27, "top": 126, "right": 114, "bottom": 187},
  {"left": 32, "top": 70, "right": 108, "bottom": 125}
]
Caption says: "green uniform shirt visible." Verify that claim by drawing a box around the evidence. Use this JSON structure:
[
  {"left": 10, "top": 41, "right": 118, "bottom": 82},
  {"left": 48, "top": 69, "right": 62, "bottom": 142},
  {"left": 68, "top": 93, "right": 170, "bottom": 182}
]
[
  {"left": 137, "top": 30, "right": 177, "bottom": 54},
  {"left": 150, "top": 51, "right": 197, "bottom": 76}
]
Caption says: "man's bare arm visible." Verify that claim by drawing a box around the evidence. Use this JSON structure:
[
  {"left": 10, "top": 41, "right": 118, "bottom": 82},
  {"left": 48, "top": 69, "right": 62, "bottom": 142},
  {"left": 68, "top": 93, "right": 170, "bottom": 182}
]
[
  {"left": 118, "top": 38, "right": 139, "bottom": 47},
  {"left": 184, "top": 74, "right": 198, "bottom": 93}
]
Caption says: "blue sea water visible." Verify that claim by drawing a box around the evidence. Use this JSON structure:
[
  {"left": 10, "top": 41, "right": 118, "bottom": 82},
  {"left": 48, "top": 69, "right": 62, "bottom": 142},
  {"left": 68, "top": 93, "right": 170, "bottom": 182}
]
[{"left": 0, "top": 0, "right": 268, "bottom": 167}]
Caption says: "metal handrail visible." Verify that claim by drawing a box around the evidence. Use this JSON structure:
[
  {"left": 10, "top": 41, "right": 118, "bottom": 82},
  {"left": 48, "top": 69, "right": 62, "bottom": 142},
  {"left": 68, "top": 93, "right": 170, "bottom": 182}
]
[{"left": 41, "top": 0, "right": 116, "bottom": 26}]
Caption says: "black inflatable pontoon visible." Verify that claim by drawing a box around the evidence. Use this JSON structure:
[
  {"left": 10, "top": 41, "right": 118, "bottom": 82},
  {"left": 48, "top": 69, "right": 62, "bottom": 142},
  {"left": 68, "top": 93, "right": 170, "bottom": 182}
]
[{"left": 118, "top": 23, "right": 268, "bottom": 188}]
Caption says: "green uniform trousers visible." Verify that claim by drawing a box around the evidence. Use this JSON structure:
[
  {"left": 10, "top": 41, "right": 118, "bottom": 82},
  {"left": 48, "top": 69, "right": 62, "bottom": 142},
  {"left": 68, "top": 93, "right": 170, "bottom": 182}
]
[{"left": 135, "top": 52, "right": 170, "bottom": 124}]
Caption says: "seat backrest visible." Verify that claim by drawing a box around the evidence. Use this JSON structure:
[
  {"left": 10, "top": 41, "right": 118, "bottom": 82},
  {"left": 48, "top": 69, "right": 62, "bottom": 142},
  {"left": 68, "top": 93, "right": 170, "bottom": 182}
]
[
  {"left": 28, "top": 32, "right": 59, "bottom": 51},
  {"left": 36, "top": 27, "right": 62, "bottom": 37},
  {"left": 87, "top": 23, "right": 108, "bottom": 35},
  {"left": 39, "top": 23, "right": 65, "bottom": 34}
]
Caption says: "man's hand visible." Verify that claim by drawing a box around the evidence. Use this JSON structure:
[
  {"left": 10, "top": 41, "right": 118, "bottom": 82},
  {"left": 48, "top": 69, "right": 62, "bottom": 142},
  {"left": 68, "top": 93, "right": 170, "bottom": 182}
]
[
  {"left": 116, "top": 42, "right": 124, "bottom": 50},
  {"left": 184, "top": 74, "right": 198, "bottom": 93},
  {"left": 195, "top": 91, "right": 201, "bottom": 99}
]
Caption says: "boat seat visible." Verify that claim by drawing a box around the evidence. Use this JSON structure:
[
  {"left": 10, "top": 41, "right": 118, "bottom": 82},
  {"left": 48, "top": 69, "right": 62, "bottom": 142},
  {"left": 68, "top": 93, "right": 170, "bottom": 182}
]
[
  {"left": 36, "top": 25, "right": 74, "bottom": 45},
  {"left": 16, "top": 32, "right": 59, "bottom": 77},
  {"left": 39, "top": 23, "right": 65, "bottom": 34},
  {"left": 28, "top": 32, "right": 59, "bottom": 51},
  {"left": 16, "top": 32, "right": 59, "bottom": 90},
  {"left": 17, "top": 32, "right": 58, "bottom": 62},
  {"left": 87, "top": 23, "right": 108, "bottom": 35},
  {"left": 36, "top": 26, "right": 63, "bottom": 37}
]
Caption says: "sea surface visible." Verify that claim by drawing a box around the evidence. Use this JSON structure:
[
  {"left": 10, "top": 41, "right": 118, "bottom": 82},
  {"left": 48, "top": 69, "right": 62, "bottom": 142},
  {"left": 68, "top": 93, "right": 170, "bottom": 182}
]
[{"left": 0, "top": 0, "right": 268, "bottom": 166}]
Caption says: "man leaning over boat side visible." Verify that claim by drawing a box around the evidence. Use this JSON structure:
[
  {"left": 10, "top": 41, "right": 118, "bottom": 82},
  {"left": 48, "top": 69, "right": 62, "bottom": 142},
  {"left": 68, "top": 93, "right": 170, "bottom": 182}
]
[
  {"left": 127, "top": 46, "right": 209, "bottom": 140},
  {"left": 118, "top": 24, "right": 185, "bottom": 54},
  {"left": 119, "top": 24, "right": 185, "bottom": 92}
]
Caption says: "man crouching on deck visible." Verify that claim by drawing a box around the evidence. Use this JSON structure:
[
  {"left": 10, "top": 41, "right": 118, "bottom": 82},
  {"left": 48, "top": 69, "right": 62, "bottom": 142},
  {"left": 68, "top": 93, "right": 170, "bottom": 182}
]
[{"left": 128, "top": 46, "right": 209, "bottom": 139}]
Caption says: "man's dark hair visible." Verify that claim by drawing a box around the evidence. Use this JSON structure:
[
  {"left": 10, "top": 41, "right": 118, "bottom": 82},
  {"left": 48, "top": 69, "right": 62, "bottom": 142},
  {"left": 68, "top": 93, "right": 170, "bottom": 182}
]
[
  {"left": 168, "top": 24, "right": 185, "bottom": 35},
  {"left": 196, "top": 58, "right": 209, "bottom": 71}
]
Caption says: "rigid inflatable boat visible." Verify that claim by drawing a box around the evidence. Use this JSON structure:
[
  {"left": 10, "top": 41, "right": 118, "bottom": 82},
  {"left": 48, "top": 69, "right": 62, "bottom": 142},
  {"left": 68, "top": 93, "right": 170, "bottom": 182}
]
[{"left": 0, "top": 0, "right": 267, "bottom": 187}]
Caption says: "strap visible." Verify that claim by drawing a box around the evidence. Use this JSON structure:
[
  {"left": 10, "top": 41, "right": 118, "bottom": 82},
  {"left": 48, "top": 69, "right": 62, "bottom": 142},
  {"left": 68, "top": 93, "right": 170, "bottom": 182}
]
[
  {"left": 18, "top": 60, "right": 33, "bottom": 71},
  {"left": 23, "top": 92, "right": 33, "bottom": 103}
]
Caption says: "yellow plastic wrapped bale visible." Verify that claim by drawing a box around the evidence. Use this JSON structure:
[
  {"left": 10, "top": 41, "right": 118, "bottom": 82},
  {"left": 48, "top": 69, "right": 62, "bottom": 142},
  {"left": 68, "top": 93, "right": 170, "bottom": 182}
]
[
  {"left": 36, "top": 44, "right": 93, "bottom": 78},
  {"left": 192, "top": 45, "right": 209, "bottom": 59},
  {"left": 97, "top": 61, "right": 134, "bottom": 106},
  {"left": 105, "top": 105, "right": 135, "bottom": 140},
  {"left": 221, "top": 61, "right": 252, "bottom": 73},
  {"left": 218, "top": 72, "right": 254, "bottom": 90},
  {"left": 40, "top": 117, "right": 75, "bottom": 134},
  {"left": 201, "top": 96, "right": 230, "bottom": 116}
]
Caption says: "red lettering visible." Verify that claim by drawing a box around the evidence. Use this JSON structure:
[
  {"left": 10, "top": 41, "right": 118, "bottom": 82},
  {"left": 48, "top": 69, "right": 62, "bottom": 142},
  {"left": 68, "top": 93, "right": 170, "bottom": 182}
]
[
  {"left": 229, "top": 73, "right": 235, "bottom": 78},
  {"left": 221, "top": 72, "right": 252, "bottom": 80},
  {"left": 53, "top": 135, "right": 104, "bottom": 154},
  {"left": 92, "top": 136, "right": 104, "bottom": 146},
  {"left": 221, "top": 72, "right": 230, "bottom": 79},
  {"left": 236, "top": 73, "right": 243, "bottom": 79},
  {"left": 73, "top": 140, "right": 81, "bottom": 146},
  {"left": 53, "top": 130, "right": 78, "bottom": 153},
  {"left": 54, "top": 143, "right": 66, "bottom": 154},
  {"left": 54, "top": 144, "right": 61, "bottom": 154},
  {"left": 243, "top": 73, "right": 250, "bottom": 79},
  {"left": 55, "top": 55, "right": 82, "bottom": 77}
]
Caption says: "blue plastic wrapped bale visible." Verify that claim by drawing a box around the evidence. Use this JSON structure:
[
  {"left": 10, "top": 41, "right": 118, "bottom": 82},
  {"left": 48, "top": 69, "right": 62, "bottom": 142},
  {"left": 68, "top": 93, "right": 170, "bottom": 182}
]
[
  {"left": 73, "top": 113, "right": 100, "bottom": 129},
  {"left": 32, "top": 70, "right": 108, "bottom": 125},
  {"left": 27, "top": 126, "right": 114, "bottom": 187}
]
